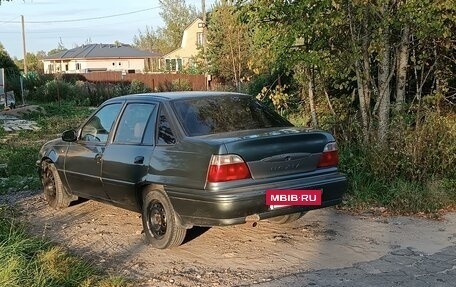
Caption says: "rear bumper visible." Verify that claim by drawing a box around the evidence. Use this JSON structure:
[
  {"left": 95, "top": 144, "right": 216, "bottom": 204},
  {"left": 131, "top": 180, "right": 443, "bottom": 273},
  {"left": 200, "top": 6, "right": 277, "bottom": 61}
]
[{"left": 166, "top": 171, "right": 347, "bottom": 227}]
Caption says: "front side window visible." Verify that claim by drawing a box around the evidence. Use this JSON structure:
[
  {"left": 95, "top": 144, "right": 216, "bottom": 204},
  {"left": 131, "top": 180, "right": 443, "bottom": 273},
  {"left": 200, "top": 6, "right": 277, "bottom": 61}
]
[
  {"left": 80, "top": 103, "right": 122, "bottom": 142},
  {"left": 114, "top": 103, "right": 156, "bottom": 144}
]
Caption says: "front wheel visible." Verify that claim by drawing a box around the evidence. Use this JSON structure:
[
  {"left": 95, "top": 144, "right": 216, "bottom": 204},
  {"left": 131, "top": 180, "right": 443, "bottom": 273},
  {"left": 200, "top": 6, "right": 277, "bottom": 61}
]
[
  {"left": 142, "top": 188, "right": 186, "bottom": 249},
  {"left": 41, "top": 161, "right": 72, "bottom": 209}
]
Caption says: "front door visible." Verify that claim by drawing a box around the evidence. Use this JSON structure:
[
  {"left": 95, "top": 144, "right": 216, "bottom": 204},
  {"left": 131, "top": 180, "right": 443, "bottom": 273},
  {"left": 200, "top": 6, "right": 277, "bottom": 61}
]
[{"left": 64, "top": 103, "right": 122, "bottom": 199}]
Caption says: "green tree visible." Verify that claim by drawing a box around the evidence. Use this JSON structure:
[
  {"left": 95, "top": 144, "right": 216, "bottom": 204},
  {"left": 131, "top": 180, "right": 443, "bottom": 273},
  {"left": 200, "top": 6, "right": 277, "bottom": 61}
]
[
  {"left": 0, "top": 43, "right": 20, "bottom": 78},
  {"left": 14, "top": 51, "right": 46, "bottom": 72},
  {"left": 245, "top": 0, "right": 456, "bottom": 142},
  {"left": 134, "top": 0, "right": 199, "bottom": 54},
  {"left": 344, "top": 0, "right": 455, "bottom": 141},
  {"left": 206, "top": 0, "right": 252, "bottom": 88},
  {"left": 133, "top": 26, "right": 167, "bottom": 54},
  {"left": 245, "top": 0, "right": 345, "bottom": 127},
  {"left": 0, "top": 42, "right": 20, "bottom": 96},
  {"left": 158, "top": 0, "right": 199, "bottom": 51}
]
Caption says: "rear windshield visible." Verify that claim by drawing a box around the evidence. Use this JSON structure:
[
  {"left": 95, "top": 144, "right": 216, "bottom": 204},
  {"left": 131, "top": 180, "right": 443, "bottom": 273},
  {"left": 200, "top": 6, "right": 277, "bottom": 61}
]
[{"left": 172, "top": 95, "right": 292, "bottom": 136}]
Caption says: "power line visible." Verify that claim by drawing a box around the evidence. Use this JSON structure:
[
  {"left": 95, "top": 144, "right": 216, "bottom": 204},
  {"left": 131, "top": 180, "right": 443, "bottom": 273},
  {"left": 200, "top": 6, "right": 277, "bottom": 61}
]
[
  {"left": 6, "top": 7, "right": 160, "bottom": 24},
  {"left": 0, "top": 16, "right": 20, "bottom": 24},
  {"left": 0, "top": 17, "right": 155, "bottom": 34}
]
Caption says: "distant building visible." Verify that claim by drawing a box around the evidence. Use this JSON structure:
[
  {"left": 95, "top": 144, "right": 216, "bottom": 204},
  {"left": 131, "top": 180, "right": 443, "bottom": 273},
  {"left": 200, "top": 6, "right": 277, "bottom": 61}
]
[
  {"left": 42, "top": 43, "right": 161, "bottom": 74},
  {"left": 163, "top": 18, "right": 204, "bottom": 72}
]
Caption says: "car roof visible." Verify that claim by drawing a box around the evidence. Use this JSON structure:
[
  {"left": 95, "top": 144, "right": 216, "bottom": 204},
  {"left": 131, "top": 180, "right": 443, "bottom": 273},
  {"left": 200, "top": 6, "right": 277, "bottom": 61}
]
[{"left": 104, "top": 91, "right": 248, "bottom": 103}]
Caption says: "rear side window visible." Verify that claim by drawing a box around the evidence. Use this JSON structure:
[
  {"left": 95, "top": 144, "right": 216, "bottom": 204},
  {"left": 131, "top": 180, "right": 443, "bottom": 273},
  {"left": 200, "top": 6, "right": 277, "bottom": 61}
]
[
  {"left": 157, "top": 109, "right": 176, "bottom": 145},
  {"left": 114, "top": 103, "right": 156, "bottom": 144},
  {"left": 173, "top": 95, "right": 292, "bottom": 136}
]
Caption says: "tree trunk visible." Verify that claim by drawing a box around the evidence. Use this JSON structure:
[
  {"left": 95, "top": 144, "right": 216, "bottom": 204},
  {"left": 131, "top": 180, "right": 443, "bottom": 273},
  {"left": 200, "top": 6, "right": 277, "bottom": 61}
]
[
  {"left": 237, "top": 29, "right": 242, "bottom": 91},
  {"left": 354, "top": 62, "right": 369, "bottom": 139},
  {"left": 347, "top": 2, "right": 371, "bottom": 142},
  {"left": 361, "top": 7, "right": 372, "bottom": 123},
  {"left": 395, "top": 24, "right": 410, "bottom": 111},
  {"left": 227, "top": 28, "right": 238, "bottom": 88},
  {"left": 377, "top": 27, "right": 391, "bottom": 143},
  {"left": 305, "top": 68, "right": 318, "bottom": 128},
  {"left": 324, "top": 88, "right": 336, "bottom": 116}
]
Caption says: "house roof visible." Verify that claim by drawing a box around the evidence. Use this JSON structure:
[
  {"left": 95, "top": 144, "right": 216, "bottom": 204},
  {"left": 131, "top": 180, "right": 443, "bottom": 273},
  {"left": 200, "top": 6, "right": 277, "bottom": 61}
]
[{"left": 44, "top": 44, "right": 161, "bottom": 60}]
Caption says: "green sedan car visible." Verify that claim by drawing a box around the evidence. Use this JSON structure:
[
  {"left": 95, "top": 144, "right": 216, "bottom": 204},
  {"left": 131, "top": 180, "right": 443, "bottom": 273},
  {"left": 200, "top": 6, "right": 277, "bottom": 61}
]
[{"left": 37, "top": 92, "right": 347, "bottom": 249}]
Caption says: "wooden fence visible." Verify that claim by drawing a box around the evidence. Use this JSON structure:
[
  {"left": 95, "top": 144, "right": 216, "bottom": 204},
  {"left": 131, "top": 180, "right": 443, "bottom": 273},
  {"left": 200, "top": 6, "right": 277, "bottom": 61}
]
[{"left": 63, "top": 72, "right": 207, "bottom": 91}]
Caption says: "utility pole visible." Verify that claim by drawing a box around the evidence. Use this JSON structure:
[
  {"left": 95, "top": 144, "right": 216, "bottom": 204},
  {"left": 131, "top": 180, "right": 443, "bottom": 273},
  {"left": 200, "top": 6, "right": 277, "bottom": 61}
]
[
  {"left": 201, "top": 0, "right": 208, "bottom": 90},
  {"left": 21, "top": 15, "right": 28, "bottom": 74},
  {"left": 202, "top": 0, "right": 206, "bottom": 53}
]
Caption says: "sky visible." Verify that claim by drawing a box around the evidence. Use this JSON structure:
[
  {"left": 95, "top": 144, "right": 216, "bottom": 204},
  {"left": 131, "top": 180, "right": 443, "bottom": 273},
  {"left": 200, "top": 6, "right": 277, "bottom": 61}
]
[{"left": 0, "top": 0, "right": 211, "bottom": 58}]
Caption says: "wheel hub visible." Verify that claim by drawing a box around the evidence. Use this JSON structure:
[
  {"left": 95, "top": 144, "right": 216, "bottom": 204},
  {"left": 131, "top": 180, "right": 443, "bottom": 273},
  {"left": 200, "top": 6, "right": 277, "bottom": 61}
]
[
  {"left": 44, "top": 169, "right": 56, "bottom": 199},
  {"left": 148, "top": 202, "right": 167, "bottom": 239}
]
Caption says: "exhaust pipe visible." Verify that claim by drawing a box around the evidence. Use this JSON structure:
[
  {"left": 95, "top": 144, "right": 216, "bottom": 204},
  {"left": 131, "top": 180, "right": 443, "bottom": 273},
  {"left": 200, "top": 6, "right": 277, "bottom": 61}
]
[{"left": 245, "top": 214, "right": 260, "bottom": 227}]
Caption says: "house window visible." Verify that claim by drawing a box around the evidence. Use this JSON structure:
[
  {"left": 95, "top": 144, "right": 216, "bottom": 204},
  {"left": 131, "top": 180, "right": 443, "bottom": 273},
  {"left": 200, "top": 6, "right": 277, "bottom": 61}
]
[
  {"left": 196, "top": 32, "right": 203, "bottom": 47},
  {"left": 177, "top": 59, "right": 182, "bottom": 71},
  {"left": 119, "top": 62, "right": 122, "bottom": 66},
  {"left": 166, "top": 59, "right": 177, "bottom": 71},
  {"left": 76, "top": 63, "right": 81, "bottom": 70},
  {"left": 65, "top": 64, "right": 69, "bottom": 71}
]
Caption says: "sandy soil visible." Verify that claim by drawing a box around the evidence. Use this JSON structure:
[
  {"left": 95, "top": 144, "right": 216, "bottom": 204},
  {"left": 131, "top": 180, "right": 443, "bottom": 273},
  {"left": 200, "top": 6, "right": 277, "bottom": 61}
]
[{"left": 2, "top": 190, "right": 456, "bottom": 287}]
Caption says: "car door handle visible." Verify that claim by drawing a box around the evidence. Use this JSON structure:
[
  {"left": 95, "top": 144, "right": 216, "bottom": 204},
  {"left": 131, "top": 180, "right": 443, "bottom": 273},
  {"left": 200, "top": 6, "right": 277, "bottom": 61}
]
[
  {"left": 95, "top": 153, "right": 102, "bottom": 164},
  {"left": 134, "top": 156, "right": 144, "bottom": 164}
]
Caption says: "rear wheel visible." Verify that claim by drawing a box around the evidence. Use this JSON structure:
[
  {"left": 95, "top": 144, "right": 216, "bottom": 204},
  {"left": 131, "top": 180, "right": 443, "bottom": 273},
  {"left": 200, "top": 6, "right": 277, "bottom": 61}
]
[
  {"left": 42, "top": 161, "right": 72, "bottom": 209},
  {"left": 142, "top": 188, "right": 186, "bottom": 249},
  {"left": 269, "top": 212, "right": 306, "bottom": 224}
]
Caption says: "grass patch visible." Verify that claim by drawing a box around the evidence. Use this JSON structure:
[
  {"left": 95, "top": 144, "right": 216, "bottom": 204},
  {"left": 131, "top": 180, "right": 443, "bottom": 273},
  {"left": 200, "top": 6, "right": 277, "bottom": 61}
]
[
  {"left": 335, "top": 112, "right": 456, "bottom": 215},
  {"left": 0, "top": 102, "right": 134, "bottom": 286},
  {"left": 0, "top": 102, "right": 92, "bottom": 193},
  {"left": 339, "top": 144, "right": 456, "bottom": 215},
  {"left": 0, "top": 205, "right": 132, "bottom": 287}
]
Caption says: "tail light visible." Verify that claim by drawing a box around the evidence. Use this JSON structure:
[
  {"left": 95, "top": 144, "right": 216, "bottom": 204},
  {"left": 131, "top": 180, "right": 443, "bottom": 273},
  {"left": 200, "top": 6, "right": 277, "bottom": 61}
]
[
  {"left": 207, "top": 154, "right": 251, "bottom": 182},
  {"left": 317, "top": 142, "right": 339, "bottom": 168}
]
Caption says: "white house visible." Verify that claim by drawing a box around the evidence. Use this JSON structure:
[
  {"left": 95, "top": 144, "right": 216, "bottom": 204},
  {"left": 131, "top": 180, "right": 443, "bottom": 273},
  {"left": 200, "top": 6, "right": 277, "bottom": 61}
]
[
  {"left": 42, "top": 43, "right": 161, "bottom": 74},
  {"left": 163, "top": 18, "right": 204, "bottom": 72}
]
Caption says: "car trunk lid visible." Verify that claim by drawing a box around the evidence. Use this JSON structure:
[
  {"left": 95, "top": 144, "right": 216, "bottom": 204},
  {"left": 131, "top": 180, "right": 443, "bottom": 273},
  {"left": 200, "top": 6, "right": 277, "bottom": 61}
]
[{"left": 197, "top": 127, "right": 332, "bottom": 179}]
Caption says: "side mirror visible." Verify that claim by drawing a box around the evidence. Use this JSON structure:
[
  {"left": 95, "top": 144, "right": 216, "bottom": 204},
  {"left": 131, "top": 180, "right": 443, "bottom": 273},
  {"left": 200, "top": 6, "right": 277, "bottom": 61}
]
[{"left": 62, "top": 129, "right": 77, "bottom": 142}]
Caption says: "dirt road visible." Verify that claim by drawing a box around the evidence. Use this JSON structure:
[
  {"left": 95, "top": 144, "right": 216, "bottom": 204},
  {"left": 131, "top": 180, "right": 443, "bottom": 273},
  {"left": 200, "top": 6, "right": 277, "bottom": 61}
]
[{"left": 3, "top": 190, "right": 456, "bottom": 286}]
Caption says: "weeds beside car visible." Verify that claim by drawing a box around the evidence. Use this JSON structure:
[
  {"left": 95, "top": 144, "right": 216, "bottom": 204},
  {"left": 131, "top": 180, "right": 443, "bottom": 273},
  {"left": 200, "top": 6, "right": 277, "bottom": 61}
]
[
  {"left": 0, "top": 103, "right": 133, "bottom": 286},
  {"left": 0, "top": 102, "right": 92, "bottom": 193},
  {"left": 0, "top": 205, "right": 132, "bottom": 287}
]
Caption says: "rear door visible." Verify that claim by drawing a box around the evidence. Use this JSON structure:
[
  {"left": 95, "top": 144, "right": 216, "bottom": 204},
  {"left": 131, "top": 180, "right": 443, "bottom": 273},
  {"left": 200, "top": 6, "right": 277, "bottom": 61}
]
[{"left": 101, "top": 102, "right": 157, "bottom": 209}]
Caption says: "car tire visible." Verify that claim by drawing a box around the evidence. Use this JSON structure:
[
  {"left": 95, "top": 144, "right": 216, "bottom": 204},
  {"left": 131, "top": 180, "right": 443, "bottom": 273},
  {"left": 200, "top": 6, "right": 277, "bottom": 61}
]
[
  {"left": 42, "top": 161, "right": 72, "bottom": 209},
  {"left": 269, "top": 212, "right": 306, "bottom": 224},
  {"left": 142, "top": 187, "right": 186, "bottom": 249}
]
